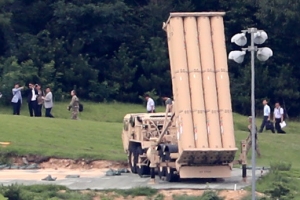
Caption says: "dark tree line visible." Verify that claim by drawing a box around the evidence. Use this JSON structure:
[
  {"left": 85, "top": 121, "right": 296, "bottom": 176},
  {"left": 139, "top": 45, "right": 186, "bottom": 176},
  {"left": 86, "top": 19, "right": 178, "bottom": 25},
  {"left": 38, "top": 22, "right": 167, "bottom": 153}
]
[{"left": 0, "top": 0, "right": 299, "bottom": 117}]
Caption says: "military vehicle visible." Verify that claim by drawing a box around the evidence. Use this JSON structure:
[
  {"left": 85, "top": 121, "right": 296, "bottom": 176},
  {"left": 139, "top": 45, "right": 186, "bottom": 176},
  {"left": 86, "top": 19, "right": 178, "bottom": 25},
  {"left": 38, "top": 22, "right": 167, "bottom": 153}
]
[{"left": 121, "top": 12, "right": 247, "bottom": 182}]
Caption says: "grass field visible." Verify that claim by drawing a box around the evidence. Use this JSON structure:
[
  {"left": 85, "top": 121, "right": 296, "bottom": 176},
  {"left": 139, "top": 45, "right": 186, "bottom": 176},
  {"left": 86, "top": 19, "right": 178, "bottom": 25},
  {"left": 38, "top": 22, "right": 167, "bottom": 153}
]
[
  {"left": 0, "top": 101, "right": 299, "bottom": 169},
  {"left": 0, "top": 101, "right": 165, "bottom": 160}
]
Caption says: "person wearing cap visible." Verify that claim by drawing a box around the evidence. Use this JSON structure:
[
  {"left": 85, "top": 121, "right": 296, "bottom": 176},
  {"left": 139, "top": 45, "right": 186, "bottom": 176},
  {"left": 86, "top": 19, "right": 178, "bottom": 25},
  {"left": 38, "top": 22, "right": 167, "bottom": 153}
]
[{"left": 246, "top": 116, "right": 261, "bottom": 157}]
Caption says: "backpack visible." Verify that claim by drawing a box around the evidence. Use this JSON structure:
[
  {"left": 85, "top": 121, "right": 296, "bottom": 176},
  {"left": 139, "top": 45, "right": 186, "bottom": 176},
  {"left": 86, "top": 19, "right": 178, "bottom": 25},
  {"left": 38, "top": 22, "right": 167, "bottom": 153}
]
[{"left": 79, "top": 103, "right": 83, "bottom": 112}]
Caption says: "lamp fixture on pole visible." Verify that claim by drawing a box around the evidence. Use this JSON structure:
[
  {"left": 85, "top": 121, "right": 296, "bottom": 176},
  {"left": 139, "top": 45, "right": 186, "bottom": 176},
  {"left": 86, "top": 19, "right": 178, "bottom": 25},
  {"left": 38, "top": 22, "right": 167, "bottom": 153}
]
[{"left": 228, "top": 28, "right": 272, "bottom": 200}]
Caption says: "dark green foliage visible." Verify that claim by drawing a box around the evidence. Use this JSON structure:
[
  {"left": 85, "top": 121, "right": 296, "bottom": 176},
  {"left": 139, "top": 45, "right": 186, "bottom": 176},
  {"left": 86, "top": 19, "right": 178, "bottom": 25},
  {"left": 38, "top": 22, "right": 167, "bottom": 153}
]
[
  {"left": 111, "top": 187, "right": 158, "bottom": 197},
  {"left": 0, "top": 0, "right": 299, "bottom": 115},
  {"left": 200, "top": 191, "right": 224, "bottom": 200},
  {"left": 173, "top": 190, "right": 224, "bottom": 200},
  {"left": 0, "top": 184, "right": 94, "bottom": 200},
  {"left": 270, "top": 161, "right": 292, "bottom": 172},
  {"left": 255, "top": 161, "right": 300, "bottom": 200}
]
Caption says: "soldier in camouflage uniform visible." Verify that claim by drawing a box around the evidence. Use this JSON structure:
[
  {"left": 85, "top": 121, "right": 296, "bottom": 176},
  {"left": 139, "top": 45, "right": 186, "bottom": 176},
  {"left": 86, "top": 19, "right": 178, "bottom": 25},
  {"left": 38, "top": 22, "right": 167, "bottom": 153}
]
[
  {"left": 68, "top": 90, "right": 79, "bottom": 120},
  {"left": 246, "top": 116, "right": 261, "bottom": 157}
]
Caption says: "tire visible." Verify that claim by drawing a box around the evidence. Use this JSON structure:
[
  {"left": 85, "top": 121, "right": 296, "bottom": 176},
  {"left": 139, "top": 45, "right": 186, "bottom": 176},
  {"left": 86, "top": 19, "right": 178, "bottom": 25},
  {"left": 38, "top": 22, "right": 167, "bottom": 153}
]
[
  {"left": 129, "top": 147, "right": 138, "bottom": 174},
  {"left": 166, "top": 167, "right": 179, "bottom": 182},
  {"left": 136, "top": 146, "right": 150, "bottom": 177}
]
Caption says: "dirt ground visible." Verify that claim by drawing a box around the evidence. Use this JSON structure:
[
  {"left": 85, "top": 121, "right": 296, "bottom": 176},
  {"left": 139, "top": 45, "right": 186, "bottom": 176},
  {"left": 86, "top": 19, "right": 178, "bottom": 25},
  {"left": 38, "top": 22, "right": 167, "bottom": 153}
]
[
  {"left": 1, "top": 157, "right": 127, "bottom": 180},
  {"left": 92, "top": 189, "right": 265, "bottom": 200},
  {"left": 2, "top": 157, "right": 265, "bottom": 200},
  {"left": 11, "top": 156, "right": 128, "bottom": 170}
]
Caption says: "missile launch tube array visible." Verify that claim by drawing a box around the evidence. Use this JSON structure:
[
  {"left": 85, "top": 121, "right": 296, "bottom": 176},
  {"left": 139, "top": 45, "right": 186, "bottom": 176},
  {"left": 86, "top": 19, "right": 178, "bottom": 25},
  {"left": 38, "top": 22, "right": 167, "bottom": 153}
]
[{"left": 163, "top": 12, "right": 236, "bottom": 152}]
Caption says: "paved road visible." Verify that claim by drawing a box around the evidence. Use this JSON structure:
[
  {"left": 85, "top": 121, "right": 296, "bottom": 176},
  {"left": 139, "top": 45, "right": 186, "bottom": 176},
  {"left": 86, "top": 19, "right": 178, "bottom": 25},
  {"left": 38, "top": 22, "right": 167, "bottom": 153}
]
[{"left": 0, "top": 168, "right": 268, "bottom": 190}]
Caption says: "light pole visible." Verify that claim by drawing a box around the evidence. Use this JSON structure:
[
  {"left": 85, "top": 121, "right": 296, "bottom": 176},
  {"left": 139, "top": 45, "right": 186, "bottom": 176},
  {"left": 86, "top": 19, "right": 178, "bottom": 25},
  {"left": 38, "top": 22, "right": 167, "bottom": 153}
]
[{"left": 228, "top": 28, "right": 273, "bottom": 200}]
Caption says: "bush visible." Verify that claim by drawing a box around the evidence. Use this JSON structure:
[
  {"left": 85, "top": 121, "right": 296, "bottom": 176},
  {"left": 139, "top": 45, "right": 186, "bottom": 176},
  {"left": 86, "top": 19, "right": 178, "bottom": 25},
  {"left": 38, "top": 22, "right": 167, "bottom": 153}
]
[
  {"left": 113, "top": 187, "right": 158, "bottom": 197},
  {"left": 255, "top": 162, "right": 297, "bottom": 200},
  {"left": 0, "top": 184, "right": 93, "bottom": 200},
  {"left": 0, "top": 155, "right": 12, "bottom": 165},
  {"left": 265, "top": 182, "right": 294, "bottom": 200},
  {"left": 270, "top": 161, "right": 292, "bottom": 172},
  {"left": 0, "top": 184, "right": 21, "bottom": 200},
  {"left": 173, "top": 191, "right": 224, "bottom": 200},
  {"left": 200, "top": 191, "right": 224, "bottom": 200}
]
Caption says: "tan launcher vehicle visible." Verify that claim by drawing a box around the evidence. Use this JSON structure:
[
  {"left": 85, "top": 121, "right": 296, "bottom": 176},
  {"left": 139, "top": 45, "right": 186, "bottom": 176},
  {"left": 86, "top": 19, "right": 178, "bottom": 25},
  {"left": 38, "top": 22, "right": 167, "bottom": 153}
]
[{"left": 121, "top": 12, "right": 248, "bottom": 182}]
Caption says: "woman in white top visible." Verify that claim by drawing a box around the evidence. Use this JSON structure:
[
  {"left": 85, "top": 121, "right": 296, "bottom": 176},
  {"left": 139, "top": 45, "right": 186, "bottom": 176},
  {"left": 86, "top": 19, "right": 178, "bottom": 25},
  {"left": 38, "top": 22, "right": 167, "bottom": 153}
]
[{"left": 273, "top": 102, "right": 286, "bottom": 134}]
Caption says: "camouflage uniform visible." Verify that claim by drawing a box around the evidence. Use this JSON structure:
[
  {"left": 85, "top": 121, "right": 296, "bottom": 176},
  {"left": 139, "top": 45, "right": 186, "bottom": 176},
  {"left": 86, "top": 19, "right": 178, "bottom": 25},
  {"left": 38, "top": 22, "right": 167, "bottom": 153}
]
[
  {"left": 246, "top": 125, "right": 261, "bottom": 157},
  {"left": 68, "top": 95, "right": 79, "bottom": 120}
]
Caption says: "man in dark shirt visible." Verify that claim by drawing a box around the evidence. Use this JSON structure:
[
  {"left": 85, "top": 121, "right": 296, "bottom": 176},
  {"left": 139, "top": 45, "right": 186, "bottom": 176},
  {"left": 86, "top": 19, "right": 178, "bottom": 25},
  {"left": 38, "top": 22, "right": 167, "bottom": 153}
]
[
  {"left": 246, "top": 116, "right": 261, "bottom": 157},
  {"left": 25, "top": 83, "right": 38, "bottom": 117}
]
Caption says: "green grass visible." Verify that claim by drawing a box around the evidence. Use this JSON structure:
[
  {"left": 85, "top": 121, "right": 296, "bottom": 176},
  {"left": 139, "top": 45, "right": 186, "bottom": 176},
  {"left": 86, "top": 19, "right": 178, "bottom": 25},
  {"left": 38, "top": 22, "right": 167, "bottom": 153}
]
[
  {"left": 0, "top": 101, "right": 300, "bottom": 174},
  {"left": 0, "top": 194, "right": 7, "bottom": 200},
  {"left": 0, "top": 101, "right": 165, "bottom": 160},
  {"left": 0, "top": 114, "right": 125, "bottom": 160},
  {"left": 0, "top": 101, "right": 165, "bottom": 123},
  {"left": 233, "top": 112, "right": 300, "bottom": 169},
  {"left": 0, "top": 184, "right": 94, "bottom": 200}
]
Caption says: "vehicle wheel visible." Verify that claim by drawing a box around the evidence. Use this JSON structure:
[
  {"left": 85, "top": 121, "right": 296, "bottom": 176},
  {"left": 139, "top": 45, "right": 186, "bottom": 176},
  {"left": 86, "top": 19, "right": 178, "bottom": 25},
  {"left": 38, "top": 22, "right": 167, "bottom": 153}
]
[
  {"left": 129, "top": 148, "right": 138, "bottom": 174},
  {"left": 158, "top": 166, "right": 166, "bottom": 179},
  {"left": 138, "top": 165, "right": 150, "bottom": 177},
  {"left": 166, "top": 167, "right": 179, "bottom": 182},
  {"left": 137, "top": 146, "right": 150, "bottom": 177}
]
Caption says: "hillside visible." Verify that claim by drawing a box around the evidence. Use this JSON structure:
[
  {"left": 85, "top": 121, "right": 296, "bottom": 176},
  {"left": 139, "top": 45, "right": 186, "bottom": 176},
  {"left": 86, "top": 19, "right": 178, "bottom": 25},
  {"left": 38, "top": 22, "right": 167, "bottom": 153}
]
[{"left": 0, "top": 102, "right": 299, "bottom": 172}]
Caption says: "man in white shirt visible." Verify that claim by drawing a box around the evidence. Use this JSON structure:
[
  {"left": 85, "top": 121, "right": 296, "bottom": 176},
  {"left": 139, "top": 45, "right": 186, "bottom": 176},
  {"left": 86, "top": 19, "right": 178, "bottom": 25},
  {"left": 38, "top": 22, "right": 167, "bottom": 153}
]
[
  {"left": 145, "top": 94, "right": 155, "bottom": 113},
  {"left": 273, "top": 102, "right": 286, "bottom": 134},
  {"left": 259, "top": 99, "right": 275, "bottom": 133}
]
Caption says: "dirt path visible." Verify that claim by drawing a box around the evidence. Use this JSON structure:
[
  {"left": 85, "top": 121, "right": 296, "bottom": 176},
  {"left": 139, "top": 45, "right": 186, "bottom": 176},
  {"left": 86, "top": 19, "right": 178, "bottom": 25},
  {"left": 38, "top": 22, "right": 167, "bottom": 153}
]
[{"left": 93, "top": 189, "right": 261, "bottom": 200}]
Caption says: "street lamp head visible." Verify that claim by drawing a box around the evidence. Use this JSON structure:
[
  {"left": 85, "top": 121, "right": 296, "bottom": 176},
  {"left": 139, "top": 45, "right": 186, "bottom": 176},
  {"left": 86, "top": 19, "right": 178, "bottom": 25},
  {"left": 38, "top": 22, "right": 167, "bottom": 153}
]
[
  {"left": 228, "top": 50, "right": 246, "bottom": 64},
  {"left": 254, "top": 30, "right": 268, "bottom": 45},
  {"left": 256, "top": 47, "right": 273, "bottom": 61},
  {"left": 231, "top": 33, "right": 247, "bottom": 46}
]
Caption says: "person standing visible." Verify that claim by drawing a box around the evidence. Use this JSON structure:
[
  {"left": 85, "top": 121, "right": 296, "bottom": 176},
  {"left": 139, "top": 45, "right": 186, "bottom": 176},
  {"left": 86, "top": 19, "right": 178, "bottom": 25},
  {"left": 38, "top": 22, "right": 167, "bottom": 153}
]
[
  {"left": 68, "top": 90, "right": 79, "bottom": 120},
  {"left": 273, "top": 102, "right": 286, "bottom": 134},
  {"left": 259, "top": 99, "right": 275, "bottom": 133},
  {"left": 246, "top": 116, "right": 261, "bottom": 157},
  {"left": 162, "top": 96, "right": 173, "bottom": 112},
  {"left": 35, "top": 84, "right": 44, "bottom": 117},
  {"left": 145, "top": 94, "right": 155, "bottom": 113},
  {"left": 42, "top": 87, "right": 54, "bottom": 118},
  {"left": 11, "top": 83, "right": 24, "bottom": 115},
  {"left": 26, "top": 83, "right": 38, "bottom": 117}
]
